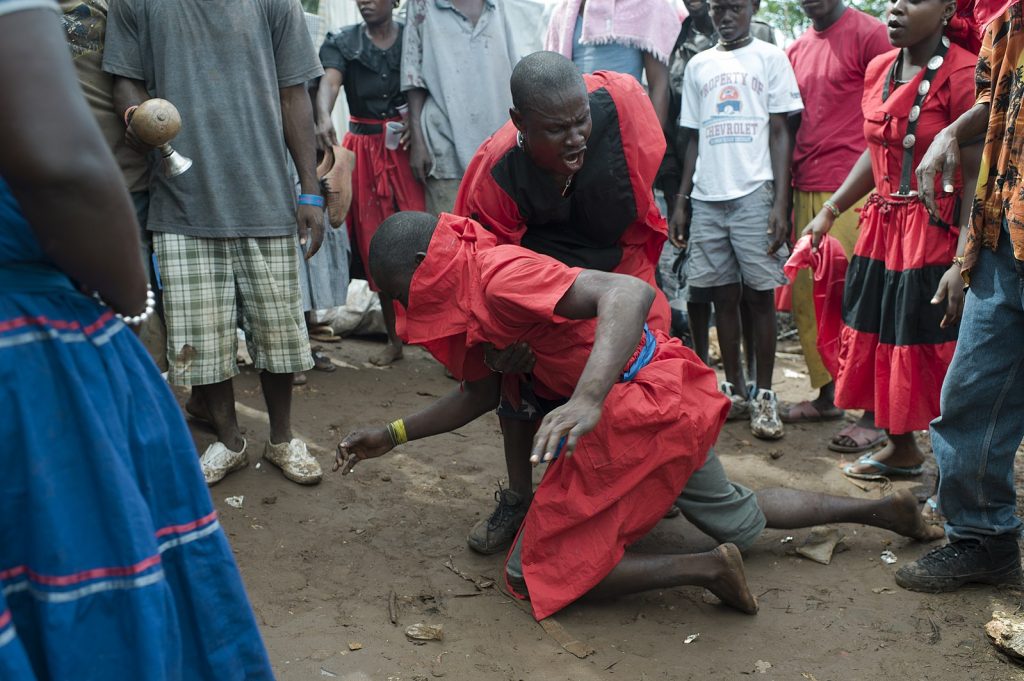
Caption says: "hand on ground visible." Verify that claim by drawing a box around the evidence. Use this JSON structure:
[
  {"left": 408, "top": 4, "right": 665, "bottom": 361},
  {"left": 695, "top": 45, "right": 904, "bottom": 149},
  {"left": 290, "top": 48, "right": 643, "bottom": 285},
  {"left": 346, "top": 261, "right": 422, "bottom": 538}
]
[{"left": 335, "top": 427, "right": 394, "bottom": 475}]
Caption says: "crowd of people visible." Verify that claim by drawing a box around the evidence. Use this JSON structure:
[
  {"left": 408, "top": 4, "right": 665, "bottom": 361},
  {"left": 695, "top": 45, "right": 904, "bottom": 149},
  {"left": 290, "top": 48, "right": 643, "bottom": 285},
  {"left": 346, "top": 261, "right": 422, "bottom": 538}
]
[{"left": 3, "top": 0, "right": 1024, "bottom": 676}]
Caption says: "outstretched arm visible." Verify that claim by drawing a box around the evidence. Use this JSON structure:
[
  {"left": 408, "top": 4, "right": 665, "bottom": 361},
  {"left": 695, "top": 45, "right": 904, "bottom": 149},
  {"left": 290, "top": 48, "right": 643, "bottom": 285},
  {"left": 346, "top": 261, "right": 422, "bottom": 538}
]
[
  {"left": 336, "top": 373, "right": 501, "bottom": 474},
  {"left": 0, "top": 7, "right": 146, "bottom": 315},
  {"left": 531, "top": 270, "right": 656, "bottom": 462}
]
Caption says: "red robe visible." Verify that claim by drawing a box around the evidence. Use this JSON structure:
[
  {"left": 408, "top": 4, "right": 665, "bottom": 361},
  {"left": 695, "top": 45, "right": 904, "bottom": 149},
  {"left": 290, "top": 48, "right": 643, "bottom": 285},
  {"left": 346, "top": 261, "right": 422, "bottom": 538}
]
[
  {"left": 399, "top": 214, "right": 729, "bottom": 619},
  {"left": 343, "top": 121, "right": 426, "bottom": 290},
  {"left": 454, "top": 71, "right": 671, "bottom": 334},
  {"left": 784, "top": 234, "right": 849, "bottom": 379}
]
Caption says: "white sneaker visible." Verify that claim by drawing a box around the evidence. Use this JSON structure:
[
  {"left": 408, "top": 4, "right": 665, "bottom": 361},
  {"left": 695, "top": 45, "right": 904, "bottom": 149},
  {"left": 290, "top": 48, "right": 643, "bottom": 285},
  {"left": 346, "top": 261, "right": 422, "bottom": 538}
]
[
  {"left": 721, "top": 382, "right": 750, "bottom": 421},
  {"left": 264, "top": 438, "right": 322, "bottom": 485},
  {"left": 750, "top": 388, "right": 784, "bottom": 440},
  {"left": 201, "top": 439, "right": 248, "bottom": 486}
]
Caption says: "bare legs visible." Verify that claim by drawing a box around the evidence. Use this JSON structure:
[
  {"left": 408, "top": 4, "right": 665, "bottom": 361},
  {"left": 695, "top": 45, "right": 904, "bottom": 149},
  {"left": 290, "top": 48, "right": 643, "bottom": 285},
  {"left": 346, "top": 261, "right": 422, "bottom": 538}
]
[
  {"left": 586, "top": 544, "right": 758, "bottom": 614},
  {"left": 191, "top": 380, "right": 244, "bottom": 451},
  {"left": 690, "top": 285, "right": 772, "bottom": 396},
  {"left": 371, "top": 292, "right": 404, "bottom": 366},
  {"left": 743, "top": 287, "right": 776, "bottom": 392},
  {"left": 755, "top": 487, "right": 943, "bottom": 541},
  {"left": 260, "top": 370, "right": 295, "bottom": 444},
  {"left": 185, "top": 370, "right": 296, "bottom": 448},
  {"left": 500, "top": 416, "right": 536, "bottom": 500}
]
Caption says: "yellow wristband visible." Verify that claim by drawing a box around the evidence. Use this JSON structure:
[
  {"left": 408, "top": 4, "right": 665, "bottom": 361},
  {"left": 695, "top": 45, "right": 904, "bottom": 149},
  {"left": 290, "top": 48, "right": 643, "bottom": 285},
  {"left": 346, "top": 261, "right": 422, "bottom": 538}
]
[{"left": 390, "top": 419, "right": 408, "bottom": 445}]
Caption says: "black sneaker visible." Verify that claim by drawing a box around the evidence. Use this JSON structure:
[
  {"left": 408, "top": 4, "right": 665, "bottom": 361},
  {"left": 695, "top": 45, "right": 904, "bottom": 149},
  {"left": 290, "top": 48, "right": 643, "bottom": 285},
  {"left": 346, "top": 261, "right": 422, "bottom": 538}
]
[
  {"left": 467, "top": 487, "right": 529, "bottom": 555},
  {"left": 895, "top": 536, "right": 1022, "bottom": 593}
]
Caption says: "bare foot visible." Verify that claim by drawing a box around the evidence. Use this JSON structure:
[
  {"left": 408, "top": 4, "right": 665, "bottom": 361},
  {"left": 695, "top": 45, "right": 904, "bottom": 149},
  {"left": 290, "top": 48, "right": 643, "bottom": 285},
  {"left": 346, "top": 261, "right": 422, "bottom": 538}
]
[
  {"left": 888, "top": 489, "right": 945, "bottom": 541},
  {"left": 705, "top": 543, "right": 758, "bottom": 615},
  {"left": 370, "top": 342, "right": 403, "bottom": 367}
]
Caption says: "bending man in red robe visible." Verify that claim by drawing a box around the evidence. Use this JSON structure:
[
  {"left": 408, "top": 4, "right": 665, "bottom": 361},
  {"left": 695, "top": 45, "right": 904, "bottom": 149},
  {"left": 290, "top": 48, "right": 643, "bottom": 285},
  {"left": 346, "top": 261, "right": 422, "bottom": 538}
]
[
  {"left": 336, "top": 211, "right": 943, "bottom": 620},
  {"left": 454, "top": 51, "right": 672, "bottom": 553}
]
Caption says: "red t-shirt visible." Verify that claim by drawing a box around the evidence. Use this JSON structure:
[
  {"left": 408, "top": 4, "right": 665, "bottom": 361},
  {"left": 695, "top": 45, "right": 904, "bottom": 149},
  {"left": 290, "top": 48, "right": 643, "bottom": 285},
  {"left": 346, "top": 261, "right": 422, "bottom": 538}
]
[{"left": 787, "top": 9, "right": 892, "bottom": 192}]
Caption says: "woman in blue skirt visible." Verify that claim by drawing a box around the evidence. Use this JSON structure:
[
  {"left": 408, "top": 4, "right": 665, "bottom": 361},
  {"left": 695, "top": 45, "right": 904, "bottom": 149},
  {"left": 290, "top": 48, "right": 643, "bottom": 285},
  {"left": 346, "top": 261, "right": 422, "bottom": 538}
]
[{"left": 0, "top": 2, "right": 274, "bottom": 678}]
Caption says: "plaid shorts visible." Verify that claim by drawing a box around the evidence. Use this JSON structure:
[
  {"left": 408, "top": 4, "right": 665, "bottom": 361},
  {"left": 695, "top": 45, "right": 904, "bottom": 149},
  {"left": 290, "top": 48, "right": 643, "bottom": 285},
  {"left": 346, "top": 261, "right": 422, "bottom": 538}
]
[{"left": 154, "top": 232, "right": 313, "bottom": 386}]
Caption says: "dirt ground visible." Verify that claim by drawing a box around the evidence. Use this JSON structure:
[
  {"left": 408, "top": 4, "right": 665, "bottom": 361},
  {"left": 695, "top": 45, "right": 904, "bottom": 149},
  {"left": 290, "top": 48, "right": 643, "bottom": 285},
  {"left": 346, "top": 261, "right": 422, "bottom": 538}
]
[{"left": 179, "top": 338, "right": 1024, "bottom": 681}]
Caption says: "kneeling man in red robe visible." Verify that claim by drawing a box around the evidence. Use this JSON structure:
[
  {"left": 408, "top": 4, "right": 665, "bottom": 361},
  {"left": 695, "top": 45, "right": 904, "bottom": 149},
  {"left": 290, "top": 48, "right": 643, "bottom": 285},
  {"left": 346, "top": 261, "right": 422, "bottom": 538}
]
[{"left": 336, "top": 211, "right": 757, "bottom": 619}]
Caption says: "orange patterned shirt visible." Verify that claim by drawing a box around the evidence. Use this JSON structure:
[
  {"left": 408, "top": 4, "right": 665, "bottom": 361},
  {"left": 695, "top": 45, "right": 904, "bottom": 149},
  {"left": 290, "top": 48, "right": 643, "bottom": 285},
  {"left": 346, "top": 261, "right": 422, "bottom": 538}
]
[{"left": 969, "top": 3, "right": 1024, "bottom": 274}]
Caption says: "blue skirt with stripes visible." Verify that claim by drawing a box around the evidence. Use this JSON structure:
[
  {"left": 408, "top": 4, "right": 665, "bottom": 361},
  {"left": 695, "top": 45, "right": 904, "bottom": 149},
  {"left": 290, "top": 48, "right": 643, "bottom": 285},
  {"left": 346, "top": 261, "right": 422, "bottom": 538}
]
[{"left": 0, "top": 270, "right": 274, "bottom": 680}]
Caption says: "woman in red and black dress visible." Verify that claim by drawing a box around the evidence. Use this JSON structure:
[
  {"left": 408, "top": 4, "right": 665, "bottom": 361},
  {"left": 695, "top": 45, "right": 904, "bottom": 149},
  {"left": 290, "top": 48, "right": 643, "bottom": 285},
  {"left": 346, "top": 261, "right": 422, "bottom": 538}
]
[
  {"left": 316, "top": 0, "right": 425, "bottom": 366},
  {"left": 804, "top": 0, "right": 980, "bottom": 479}
]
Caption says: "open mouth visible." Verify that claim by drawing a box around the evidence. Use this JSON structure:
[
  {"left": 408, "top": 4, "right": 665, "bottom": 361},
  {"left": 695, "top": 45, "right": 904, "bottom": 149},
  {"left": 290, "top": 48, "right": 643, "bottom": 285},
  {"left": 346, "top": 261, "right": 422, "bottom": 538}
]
[
  {"left": 563, "top": 148, "right": 586, "bottom": 171},
  {"left": 887, "top": 19, "right": 904, "bottom": 30}
]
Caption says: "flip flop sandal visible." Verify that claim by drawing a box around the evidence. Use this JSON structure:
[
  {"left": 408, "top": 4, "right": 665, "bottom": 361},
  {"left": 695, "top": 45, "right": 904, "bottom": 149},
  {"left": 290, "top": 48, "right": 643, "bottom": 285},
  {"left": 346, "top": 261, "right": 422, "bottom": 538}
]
[
  {"left": 842, "top": 453, "right": 924, "bottom": 481},
  {"left": 922, "top": 496, "right": 946, "bottom": 525},
  {"left": 293, "top": 371, "right": 308, "bottom": 386},
  {"left": 780, "top": 400, "right": 846, "bottom": 424},
  {"left": 311, "top": 347, "right": 336, "bottom": 372},
  {"left": 308, "top": 325, "right": 342, "bottom": 343},
  {"left": 828, "top": 424, "right": 888, "bottom": 453}
]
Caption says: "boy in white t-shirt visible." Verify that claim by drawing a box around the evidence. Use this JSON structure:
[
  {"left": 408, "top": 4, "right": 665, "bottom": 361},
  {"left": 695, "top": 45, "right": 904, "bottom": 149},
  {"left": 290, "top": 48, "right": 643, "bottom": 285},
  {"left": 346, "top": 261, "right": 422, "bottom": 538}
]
[{"left": 669, "top": 0, "right": 802, "bottom": 441}]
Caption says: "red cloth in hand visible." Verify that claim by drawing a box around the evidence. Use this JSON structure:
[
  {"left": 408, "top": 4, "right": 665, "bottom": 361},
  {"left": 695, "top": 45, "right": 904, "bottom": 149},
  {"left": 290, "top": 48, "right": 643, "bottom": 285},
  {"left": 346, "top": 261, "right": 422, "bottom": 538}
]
[{"left": 784, "top": 234, "right": 849, "bottom": 377}]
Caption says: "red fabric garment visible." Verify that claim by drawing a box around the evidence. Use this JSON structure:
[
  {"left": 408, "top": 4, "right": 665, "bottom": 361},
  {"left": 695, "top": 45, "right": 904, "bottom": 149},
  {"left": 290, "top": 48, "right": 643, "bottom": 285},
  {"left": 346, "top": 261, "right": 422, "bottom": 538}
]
[
  {"left": 786, "top": 8, "right": 892, "bottom": 192},
  {"left": 784, "top": 235, "right": 849, "bottom": 377},
  {"left": 400, "top": 214, "right": 729, "bottom": 620},
  {"left": 454, "top": 71, "right": 671, "bottom": 333},
  {"left": 835, "top": 195, "right": 959, "bottom": 432},
  {"left": 953, "top": 0, "right": 1017, "bottom": 50},
  {"left": 833, "top": 47, "right": 974, "bottom": 433},
  {"left": 860, "top": 47, "right": 977, "bottom": 198},
  {"left": 342, "top": 119, "right": 426, "bottom": 291}
]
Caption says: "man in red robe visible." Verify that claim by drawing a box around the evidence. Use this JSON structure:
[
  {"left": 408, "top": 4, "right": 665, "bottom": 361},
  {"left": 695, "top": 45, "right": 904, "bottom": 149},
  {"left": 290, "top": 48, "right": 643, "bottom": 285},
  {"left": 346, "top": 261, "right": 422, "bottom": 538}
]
[
  {"left": 454, "top": 52, "right": 673, "bottom": 553},
  {"left": 338, "top": 211, "right": 755, "bottom": 619},
  {"left": 336, "top": 211, "right": 943, "bottom": 619}
]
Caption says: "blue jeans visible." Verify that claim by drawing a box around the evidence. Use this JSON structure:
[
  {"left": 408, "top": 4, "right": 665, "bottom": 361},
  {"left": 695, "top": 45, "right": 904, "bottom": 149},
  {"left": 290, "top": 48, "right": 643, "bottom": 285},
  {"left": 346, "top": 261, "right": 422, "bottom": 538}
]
[{"left": 933, "top": 231, "right": 1024, "bottom": 541}]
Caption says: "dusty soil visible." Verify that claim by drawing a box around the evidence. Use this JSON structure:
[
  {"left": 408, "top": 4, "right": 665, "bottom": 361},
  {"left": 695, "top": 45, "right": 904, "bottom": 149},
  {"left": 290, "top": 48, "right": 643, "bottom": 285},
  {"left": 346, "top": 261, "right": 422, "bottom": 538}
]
[{"left": 181, "top": 338, "right": 1024, "bottom": 681}]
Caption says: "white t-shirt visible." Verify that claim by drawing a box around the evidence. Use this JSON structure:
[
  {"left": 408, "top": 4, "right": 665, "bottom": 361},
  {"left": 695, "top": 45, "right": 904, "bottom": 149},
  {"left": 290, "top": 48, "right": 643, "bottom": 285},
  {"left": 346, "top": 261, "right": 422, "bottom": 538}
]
[{"left": 680, "top": 38, "right": 804, "bottom": 202}]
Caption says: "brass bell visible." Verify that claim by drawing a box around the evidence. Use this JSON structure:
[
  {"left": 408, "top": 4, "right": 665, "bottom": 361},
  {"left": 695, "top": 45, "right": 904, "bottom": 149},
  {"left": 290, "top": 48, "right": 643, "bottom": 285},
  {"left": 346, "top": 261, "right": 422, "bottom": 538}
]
[{"left": 129, "top": 98, "right": 193, "bottom": 178}]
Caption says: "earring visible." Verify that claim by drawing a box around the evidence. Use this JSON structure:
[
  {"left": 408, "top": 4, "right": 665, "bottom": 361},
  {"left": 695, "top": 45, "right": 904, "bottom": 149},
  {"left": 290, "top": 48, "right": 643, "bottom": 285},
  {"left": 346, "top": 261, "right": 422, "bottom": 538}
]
[
  {"left": 943, "top": 17, "right": 948, "bottom": 25},
  {"left": 516, "top": 130, "right": 525, "bottom": 149}
]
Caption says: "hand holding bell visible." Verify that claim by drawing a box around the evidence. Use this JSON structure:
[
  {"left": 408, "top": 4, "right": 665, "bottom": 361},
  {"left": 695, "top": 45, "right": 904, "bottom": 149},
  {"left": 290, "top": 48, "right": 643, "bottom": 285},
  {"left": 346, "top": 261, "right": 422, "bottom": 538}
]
[{"left": 127, "top": 98, "right": 193, "bottom": 178}]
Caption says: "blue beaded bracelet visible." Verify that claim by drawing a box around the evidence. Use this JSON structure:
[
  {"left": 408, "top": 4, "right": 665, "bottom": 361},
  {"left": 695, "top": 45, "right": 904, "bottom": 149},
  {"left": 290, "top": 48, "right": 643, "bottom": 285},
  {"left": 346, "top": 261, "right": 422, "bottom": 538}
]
[{"left": 298, "top": 193, "right": 325, "bottom": 207}]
